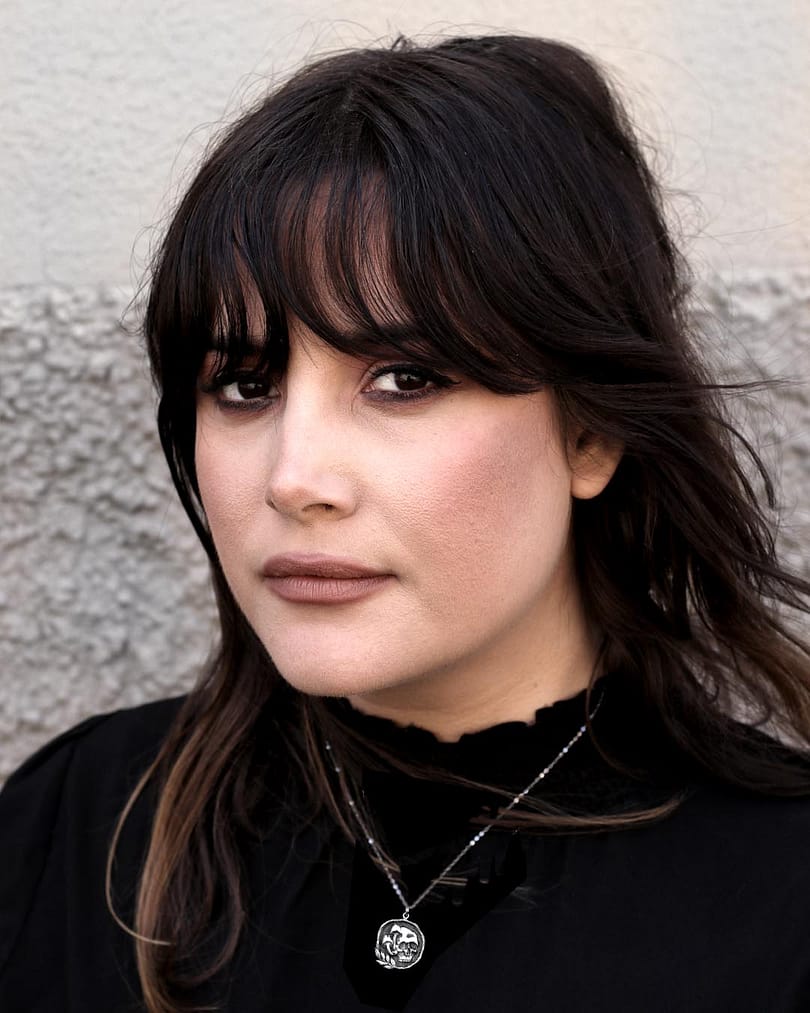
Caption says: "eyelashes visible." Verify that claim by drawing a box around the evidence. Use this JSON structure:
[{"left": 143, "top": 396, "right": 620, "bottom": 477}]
[
  {"left": 198, "top": 362, "right": 461, "bottom": 413},
  {"left": 366, "top": 364, "right": 459, "bottom": 402}
]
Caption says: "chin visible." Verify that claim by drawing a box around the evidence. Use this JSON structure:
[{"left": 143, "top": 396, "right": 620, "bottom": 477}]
[
  {"left": 266, "top": 653, "right": 411, "bottom": 701},
  {"left": 282, "top": 675, "right": 403, "bottom": 701}
]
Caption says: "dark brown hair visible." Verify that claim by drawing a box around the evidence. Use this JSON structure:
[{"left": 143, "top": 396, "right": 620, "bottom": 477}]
[{"left": 106, "top": 32, "right": 810, "bottom": 1011}]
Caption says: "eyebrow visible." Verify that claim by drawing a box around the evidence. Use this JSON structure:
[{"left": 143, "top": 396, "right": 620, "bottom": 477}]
[{"left": 205, "top": 337, "right": 266, "bottom": 354}]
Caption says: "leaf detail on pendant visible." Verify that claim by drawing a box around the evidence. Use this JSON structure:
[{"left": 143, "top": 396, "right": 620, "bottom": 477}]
[{"left": 374, "top": 919, "right": 426, "bottom": 970}]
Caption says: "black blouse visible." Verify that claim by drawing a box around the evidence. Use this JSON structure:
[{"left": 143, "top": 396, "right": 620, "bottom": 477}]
[{"left": 3, "top": 666, "right": 810, "bottom": 1012}]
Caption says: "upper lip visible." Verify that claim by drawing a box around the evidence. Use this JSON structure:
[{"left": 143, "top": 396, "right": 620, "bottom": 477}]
[{"left": 262, "top": 553, "right": 389, "bottom": 579}]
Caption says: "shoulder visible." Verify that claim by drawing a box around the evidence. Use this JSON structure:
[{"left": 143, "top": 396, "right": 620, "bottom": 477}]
[
  {"left": 666, "top": 775, "right": 810, "bottom": 905},
  {"left": 1, "top": 693, "right": 188, "bottom": 799},
  {"left": 0, "top": 694, "right": 187, "bottom": 978},
  {"left": 0, "top": 693, "right": 188, "bottom": 853}
]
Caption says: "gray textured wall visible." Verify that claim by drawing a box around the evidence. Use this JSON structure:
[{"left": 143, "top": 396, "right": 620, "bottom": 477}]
[
  {"left": 2, "top": 2, "right": 809, "bottom": 779},
  {"left": 1, "top": 287, "right": 218, "bottom": 778}
]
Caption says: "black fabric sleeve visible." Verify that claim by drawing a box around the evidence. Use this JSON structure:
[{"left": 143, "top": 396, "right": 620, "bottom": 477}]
[
  {"left": 0, "top": 713, "right": 115, "bottom": 978},
  {"left": 0, "top": 694, "right": 186, "bottom": 1000}
]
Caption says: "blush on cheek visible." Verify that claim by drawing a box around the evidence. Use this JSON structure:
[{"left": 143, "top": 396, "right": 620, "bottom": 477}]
[
  {"left": 433, "top": 399, "right": 569, "bottom": 526},
  {"left": 416, "top": 402, "right": 573, "bottom": 610}
]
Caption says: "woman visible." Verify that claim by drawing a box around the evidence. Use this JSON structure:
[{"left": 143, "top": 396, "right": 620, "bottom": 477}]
[{"left": 1, "top": 31, "right": 809, "bottom": 1013}]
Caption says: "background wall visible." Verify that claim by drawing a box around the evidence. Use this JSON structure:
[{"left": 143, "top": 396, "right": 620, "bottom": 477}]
[{"left": 2, "top": 0, "right": 808, "bottom": 779}]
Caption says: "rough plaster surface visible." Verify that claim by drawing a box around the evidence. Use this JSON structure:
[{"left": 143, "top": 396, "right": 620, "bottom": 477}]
[
  {"left": 1, "top": 275, "right": 808, "bottom": 780},
  {"left": 0, "top": 287, "right": 218, "bottom": 780}
]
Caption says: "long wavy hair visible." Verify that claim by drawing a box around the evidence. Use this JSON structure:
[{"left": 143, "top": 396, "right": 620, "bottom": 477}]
[{"left": 105, "top": 32, "right": 810, "bottom": 1012}]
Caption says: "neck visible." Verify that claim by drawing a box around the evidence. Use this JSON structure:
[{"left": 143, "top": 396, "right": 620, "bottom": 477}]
[{"left": 347, "top": 592, "right": 604, "bottom": 743}]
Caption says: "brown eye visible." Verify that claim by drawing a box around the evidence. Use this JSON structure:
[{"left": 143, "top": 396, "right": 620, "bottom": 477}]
[
  {"left": 219, "top": 377, "right": 273, "bottom": 401},
  {"left": 370, "top": 368, "right": 432, "bottom": 395},
  {"left": 366, "top": 364, "right": 459, "bottom": 402}
]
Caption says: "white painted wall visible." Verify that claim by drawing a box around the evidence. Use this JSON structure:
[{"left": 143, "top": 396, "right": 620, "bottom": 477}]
[
  {"left": 3, "top": 1, "right": 808, "bottom": 286},
  {"left": 2, "top": 0, "right": 808, "bottom": 776}
]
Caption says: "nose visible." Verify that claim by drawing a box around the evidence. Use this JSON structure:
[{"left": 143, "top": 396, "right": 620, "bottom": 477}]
[
  {"left": 262, "top": 320, "right": 363, "bottom": 517},
  {"left": 262, "top": 393, "right": 354, "bottom": 518}
]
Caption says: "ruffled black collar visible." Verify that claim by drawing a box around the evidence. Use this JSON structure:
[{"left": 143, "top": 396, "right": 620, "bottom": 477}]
[
  {"left": 319, "top": 666, "right": 703, "bottom": 861},
  {"left": 325, "top": 665, "right": 689, "bottom": 789}
]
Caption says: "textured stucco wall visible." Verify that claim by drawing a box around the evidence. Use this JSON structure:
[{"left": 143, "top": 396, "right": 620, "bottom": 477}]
[
  {"left": 0, "top": 287, "right": 219, "bottom": 778},
  {"left": 2, "top": 1, "right": 809, "bottom": 779}
]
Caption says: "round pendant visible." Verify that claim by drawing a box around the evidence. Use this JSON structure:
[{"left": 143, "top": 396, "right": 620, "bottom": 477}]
[{"left": 374, "top": 917, "right": 426, "bottom": 970}]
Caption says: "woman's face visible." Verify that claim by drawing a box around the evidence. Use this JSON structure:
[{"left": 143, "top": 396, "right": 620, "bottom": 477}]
[{"left": 194, "top": 308, "right": 621, "bottom": 733}]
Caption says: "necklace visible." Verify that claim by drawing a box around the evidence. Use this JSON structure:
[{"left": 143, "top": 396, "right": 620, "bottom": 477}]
[{"left": 324, "top": 686, "right": 605, "bottom": 971}]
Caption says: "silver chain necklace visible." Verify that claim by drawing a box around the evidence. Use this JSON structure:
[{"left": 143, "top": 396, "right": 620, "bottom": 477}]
[{"left": 324, "top": 687, "right": 605, "bottom": 971}]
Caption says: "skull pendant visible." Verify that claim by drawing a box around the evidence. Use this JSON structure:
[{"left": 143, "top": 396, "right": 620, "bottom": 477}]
[{"left": 374, "top": 918, "right": 426, "bottom": 970}]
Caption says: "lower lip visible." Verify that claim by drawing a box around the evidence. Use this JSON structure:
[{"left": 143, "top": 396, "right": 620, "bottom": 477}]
[{"left": 266, "top": 574, "right": 393, "bottom": 604}]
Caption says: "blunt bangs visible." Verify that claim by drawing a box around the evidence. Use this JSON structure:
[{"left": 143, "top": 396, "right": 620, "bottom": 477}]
[{"left": 147, "top": 34, "right": 677, "bottom": 408}]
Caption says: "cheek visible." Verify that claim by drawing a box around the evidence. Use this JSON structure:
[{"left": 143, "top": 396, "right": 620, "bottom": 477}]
[
  {"left": 403, "top": 412, "right": 572, "bottom": 603},
  {"left": 194, "top": 422, "right": 265, "bottom": 555}
]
